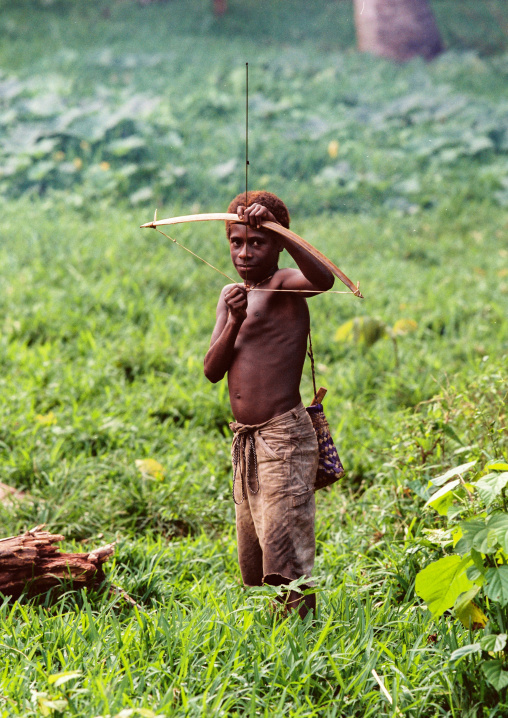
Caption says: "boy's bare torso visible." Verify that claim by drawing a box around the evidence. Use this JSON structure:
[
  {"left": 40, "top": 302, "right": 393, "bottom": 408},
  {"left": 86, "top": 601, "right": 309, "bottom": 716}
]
[
  {"left": 223, "top": 274, "right": 309, "bottom": 424},
  {"left": 204, "top": 202, "right": 334, "bottom": 425}
]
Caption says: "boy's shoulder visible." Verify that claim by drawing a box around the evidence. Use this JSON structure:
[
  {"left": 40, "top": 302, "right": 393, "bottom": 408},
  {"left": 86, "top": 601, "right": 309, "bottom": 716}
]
[{"left": 268, "top": 267, "right": 303, "bottom": 288}]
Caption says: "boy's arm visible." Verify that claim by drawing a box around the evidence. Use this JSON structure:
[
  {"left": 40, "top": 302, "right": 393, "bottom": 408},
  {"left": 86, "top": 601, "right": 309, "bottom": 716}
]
[
  {"left": 238, "top": 204, "right": 334, "bottom": 294},
  {"left": 204, "top": 284, "right": 247, "bottom": 383}
]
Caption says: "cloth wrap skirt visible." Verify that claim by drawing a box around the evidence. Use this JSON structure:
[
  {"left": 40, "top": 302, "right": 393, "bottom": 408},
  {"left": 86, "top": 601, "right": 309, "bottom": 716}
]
[{"left": 229, "top": 402, "right": 319, "bottom": 588}]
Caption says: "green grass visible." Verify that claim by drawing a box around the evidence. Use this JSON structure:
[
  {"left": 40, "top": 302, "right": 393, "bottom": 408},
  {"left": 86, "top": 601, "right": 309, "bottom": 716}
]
[{"left": 0, "top": 1, "right": 508, "bottom": 716}]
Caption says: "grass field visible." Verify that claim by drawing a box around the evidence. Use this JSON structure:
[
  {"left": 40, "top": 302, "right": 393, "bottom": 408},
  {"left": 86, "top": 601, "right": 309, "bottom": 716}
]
[{"left": 0, "top": 1, "right": 507, "bottom": 716}]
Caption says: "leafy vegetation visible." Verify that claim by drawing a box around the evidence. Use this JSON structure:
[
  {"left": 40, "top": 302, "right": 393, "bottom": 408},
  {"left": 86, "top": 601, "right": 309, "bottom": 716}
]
[
  {"left": 0, "top": 1, "right": 507, "bottom": 716},
  {"left": 414, "top": 457, "right": 508, "bottom": 702}
]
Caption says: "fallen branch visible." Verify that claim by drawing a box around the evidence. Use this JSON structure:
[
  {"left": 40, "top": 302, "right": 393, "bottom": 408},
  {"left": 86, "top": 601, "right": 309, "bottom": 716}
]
[{"left": 0, "top": 525, "right": 116, "bottom": 601}]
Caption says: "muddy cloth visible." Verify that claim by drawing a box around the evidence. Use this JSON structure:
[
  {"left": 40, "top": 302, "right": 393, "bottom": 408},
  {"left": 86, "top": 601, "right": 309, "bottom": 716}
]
[{"left": 229, "top": 402, "right": 319, "bottom": 587}]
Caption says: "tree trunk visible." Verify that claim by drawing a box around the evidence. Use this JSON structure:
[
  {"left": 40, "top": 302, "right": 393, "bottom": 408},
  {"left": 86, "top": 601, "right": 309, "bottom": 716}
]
[
  {"left": 354, "top": 0, "right": 443, "bottom": 62},
  {"left": 214, "top": 0, "right": 227, "bottom": 15},
  {"left": 0, "top": 526, "right": 115, "bottom": 600}
]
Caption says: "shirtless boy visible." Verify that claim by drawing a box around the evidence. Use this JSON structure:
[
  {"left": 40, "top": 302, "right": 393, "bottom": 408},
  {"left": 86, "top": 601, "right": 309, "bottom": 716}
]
[{"left": 204, "top": 191, "right": 334, "bottom": 617}]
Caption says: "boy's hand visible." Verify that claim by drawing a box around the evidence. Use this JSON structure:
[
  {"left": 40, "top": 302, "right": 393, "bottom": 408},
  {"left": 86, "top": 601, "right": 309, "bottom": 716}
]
[
  {"left": 237, "top": 203, "right": 277, "bottom": 229},
  {"left": 224, "top": 284, "right": 248, "bottom": 323}
]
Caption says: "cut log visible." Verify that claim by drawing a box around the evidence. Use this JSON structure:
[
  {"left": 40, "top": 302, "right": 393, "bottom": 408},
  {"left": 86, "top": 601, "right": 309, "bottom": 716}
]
[{"left": 0, "top": 526, "right": 115, "bottom": 600}]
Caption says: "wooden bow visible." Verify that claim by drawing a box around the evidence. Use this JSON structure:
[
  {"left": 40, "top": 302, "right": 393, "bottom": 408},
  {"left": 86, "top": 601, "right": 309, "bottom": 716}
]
[{"left": 140, "top": 212, "right": 363, "bottom": 298}]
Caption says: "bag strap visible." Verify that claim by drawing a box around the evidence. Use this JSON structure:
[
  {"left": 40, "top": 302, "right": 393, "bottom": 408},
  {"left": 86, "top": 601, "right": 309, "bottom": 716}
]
[
  {"left": 307, "top": 327, "right": 317, "bottom": 399},
  {"left": 307, "top": 328, "right": 328, "bottom": 405}
]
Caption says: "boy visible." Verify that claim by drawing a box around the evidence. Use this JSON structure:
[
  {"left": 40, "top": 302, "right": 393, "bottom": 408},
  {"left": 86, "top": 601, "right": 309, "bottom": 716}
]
[{"left": 204, "top": 191, "right": 334, "bottom": 617}]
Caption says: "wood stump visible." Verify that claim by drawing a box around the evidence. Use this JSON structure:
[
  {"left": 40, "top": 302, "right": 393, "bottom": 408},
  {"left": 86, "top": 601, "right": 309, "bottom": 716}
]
[{"left": 0, "top": 526, "right": 115, "bottom": 601}]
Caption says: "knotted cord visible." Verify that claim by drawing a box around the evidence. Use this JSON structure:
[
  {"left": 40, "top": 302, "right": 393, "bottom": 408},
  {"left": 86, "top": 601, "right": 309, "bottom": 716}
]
[{"left": 231, "top": 429, "right": 260, "bottom": 505}]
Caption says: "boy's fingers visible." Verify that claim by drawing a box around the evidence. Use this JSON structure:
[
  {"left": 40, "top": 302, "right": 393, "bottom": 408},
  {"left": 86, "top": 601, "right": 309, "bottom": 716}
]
[
  {"left": 224, "top": 285, "right": 247, "bottom": 305},
  {"left": 228, "top": 284, "right": 247, "bottom": 296},
  {"left": 226, "top": 288, "right": 246, "bottom": 300},
  {"left": 227, "top": 297, "right": 247, "bottom": 308}
]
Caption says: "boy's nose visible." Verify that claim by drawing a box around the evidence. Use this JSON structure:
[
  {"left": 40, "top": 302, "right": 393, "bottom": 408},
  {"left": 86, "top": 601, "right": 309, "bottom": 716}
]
[{"left": 238, "top": 243, "right": 250, "bottom": 258}]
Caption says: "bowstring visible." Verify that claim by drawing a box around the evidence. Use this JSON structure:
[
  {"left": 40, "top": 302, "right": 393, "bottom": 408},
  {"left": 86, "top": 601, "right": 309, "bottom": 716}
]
[
  {"left": 155, "top": 225, "right": 356, "bottom": 294},
  {"left": 250, "top": 288, "right": 354, "bottom": 294},
  {"left": 154, "top": 227, "right": 237, "bottom": 283}
]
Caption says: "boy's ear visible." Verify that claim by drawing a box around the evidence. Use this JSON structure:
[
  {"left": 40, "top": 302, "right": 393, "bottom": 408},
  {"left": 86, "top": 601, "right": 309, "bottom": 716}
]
[{"left": 266, "top": 228, "right": 284, "bottom": 252}]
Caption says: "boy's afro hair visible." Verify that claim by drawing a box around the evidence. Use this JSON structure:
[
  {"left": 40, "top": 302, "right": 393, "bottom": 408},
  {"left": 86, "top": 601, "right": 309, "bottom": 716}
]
[{"left": 226, "top": 190, "right": 290, "bottom": 238}]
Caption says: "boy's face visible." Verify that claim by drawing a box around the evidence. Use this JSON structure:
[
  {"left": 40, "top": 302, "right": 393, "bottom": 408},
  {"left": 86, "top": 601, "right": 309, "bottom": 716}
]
[{"left": 229, "top": 223, "right": 282, "bottom": 283}]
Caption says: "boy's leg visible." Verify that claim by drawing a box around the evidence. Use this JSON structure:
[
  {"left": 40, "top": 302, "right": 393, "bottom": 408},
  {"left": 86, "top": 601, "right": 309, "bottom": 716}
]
[
  {"left": 266, "top": 576, "right": 316, "bottom": 618},
  {"left": 235, "top": 496, "right": 264, "bottom": 586},
  {"left": 287, "top": 589, "right": 316, "bottom": 619}
]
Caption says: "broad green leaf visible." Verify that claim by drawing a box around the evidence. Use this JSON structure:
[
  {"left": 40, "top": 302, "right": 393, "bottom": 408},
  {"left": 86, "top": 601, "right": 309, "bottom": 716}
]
[
  {"left": 480, "top": 634, "right": 507, "bottom": 653},
  {"left": 447, "top": 495, "right": 475, "bottom": 522},
  {"left": 456, "top": 518, "right": 493, "bottom": 555},
  {"left": 422, "top": 528, "right": 454, "bottom": 547},
  {"left": 455, "top": 599, "right": 487, "bottom": 629},
  {"left": 466, "top": 566, "right": 484, "bottom": 582},
  {"left": 482, "top": 659, "right": 508, "bottom": 691},
  {"left": 36, "top": 696, "right": 68, "bottom": 716},
  {"left": 415, "top": 554, "right": 474, "bottom": 618},
  {"left": 475, "top": 473, "right": 508, "bottom": 507},
  {"left": 454, "top": 587, "right": 486, "bottom": 628},
  {"left": 425, "top": 479, "right": 460, "bottom": 515},
  {"left": 130, "top": 187, "right": 154, "bottom": 205},
  {"left": 334, "top": 318, "right": 355, "bottom": 342},
  {"left": 485, "top": 566, "right": 508, "bottom": 607},
  {"left": 450, "top": 643, "right": 481, "bottom": 662},
  {"left": 442, "top": 424, "right": 464, "bottom": 445},
  {"left": 390, "top": 318, "right": 417, "bottom": 336},
  {"left": 465, "top": 135, "right": 494, "bottom": 155},
  {"left": 453, "top": 585, "right": 480, "bottom": 608},
  {"left": 334, "top": 317, "right": 386, "bottom": 348},
  {"left": 486, "top": 514, "right": 508, "bottom": 553},
  {"left": 471, "top": 548, "right": 486, "bottom": 574},
  {"left": 48, "top": 670, "right": 81, "bottom": 687},
  {"left": 486, "top": 462, "right": 508, "bottom": 472},
  {"left": 27, "top": 160, "right": 56, "bottom": 181},
  {"left": 431, "top": 461, "right": 477, "bottom": 487},
  {"left": 452, "top": 526, "right": 463, "bottom": 546},
  {"left": 107, "top": 136, "right": 146, "bottom": 156}
]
